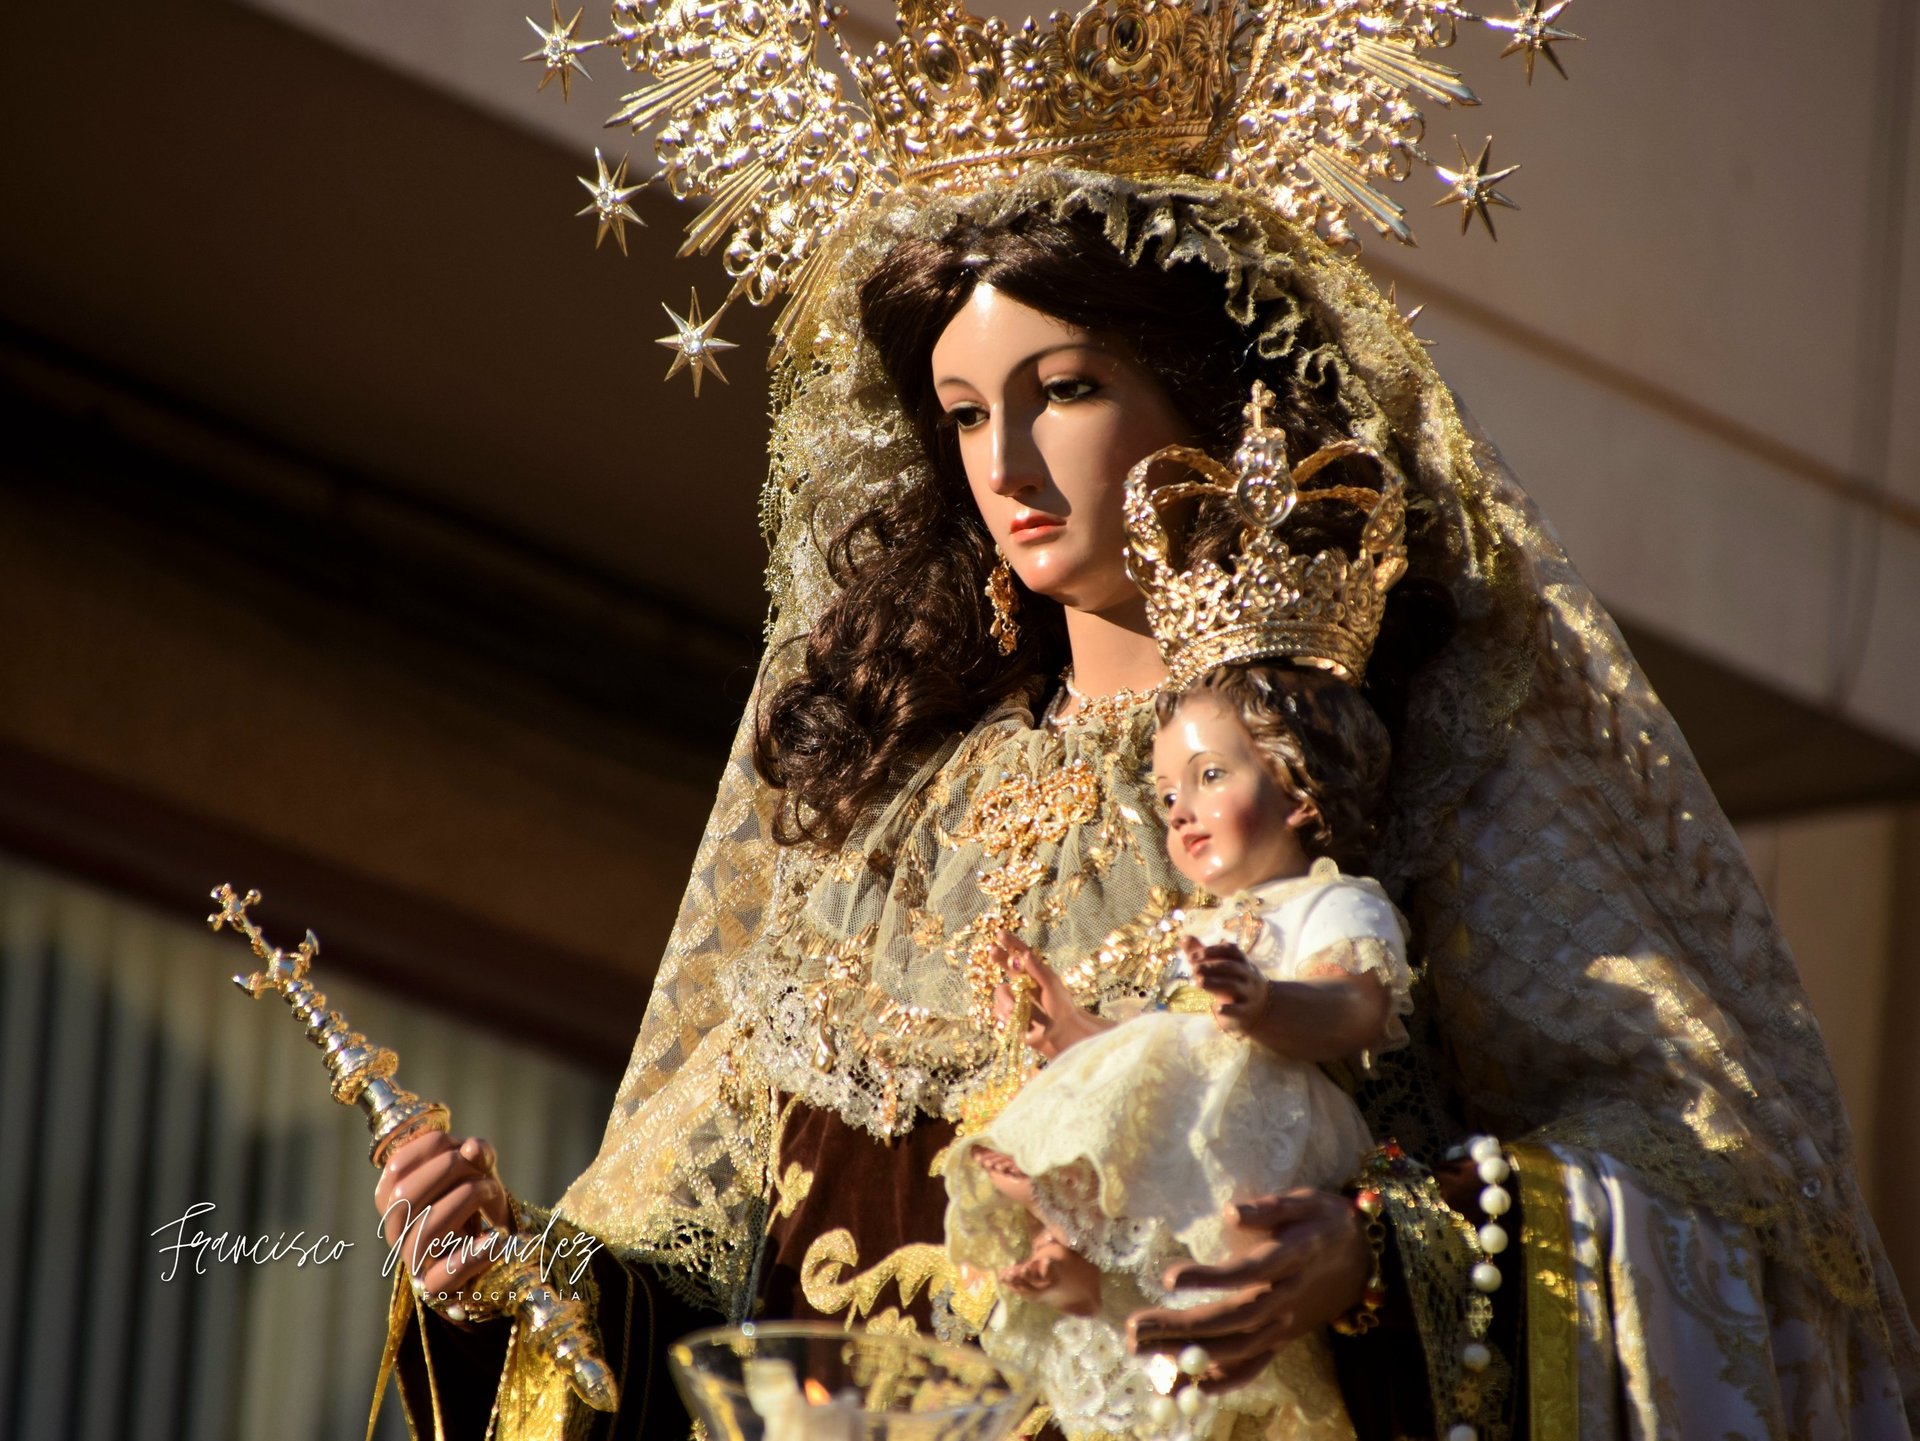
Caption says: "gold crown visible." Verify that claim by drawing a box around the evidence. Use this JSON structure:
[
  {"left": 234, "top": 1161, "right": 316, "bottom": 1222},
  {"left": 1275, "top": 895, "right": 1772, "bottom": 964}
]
[
  {"left": 850, "top": 2, "right": 1235, "bottom": 187},
  {"left": 1124, "top": 382, "right": 1408, "bottom": 689},
  {"left": 525, "top": 0, "right": 1580, "bottom": 381}
]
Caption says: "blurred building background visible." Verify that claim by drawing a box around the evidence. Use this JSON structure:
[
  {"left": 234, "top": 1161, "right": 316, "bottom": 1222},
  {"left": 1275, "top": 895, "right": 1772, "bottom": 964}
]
[{"left": 0, "top": 0, "right": 1914, "bottom": 1436}]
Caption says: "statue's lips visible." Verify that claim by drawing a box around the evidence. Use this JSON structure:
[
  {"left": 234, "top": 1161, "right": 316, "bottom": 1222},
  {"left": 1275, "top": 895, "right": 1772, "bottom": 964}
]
[{"left": 1009, "top": 511, "right": 1064, "bottom": 539}]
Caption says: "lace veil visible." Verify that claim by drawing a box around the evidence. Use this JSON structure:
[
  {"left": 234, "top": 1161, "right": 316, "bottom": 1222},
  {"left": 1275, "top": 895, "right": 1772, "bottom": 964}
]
[{"left": 552, "top": 171, "right": 1918, "bottom": 1394}]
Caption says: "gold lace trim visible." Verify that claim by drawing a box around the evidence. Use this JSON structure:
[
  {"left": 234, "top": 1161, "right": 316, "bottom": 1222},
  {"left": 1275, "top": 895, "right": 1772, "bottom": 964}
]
[{"left": 1368, "top": 1153, "right": 1513, "bottom": 1441}]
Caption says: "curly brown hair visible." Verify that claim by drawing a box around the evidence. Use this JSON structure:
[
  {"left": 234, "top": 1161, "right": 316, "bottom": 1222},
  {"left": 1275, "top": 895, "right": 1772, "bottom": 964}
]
[
  {"left": 1154, "top": 662, "right": 1393, "bottom": 873},
  {"left": 752, "top": 200, "right": 1442, "bottom": 849}
]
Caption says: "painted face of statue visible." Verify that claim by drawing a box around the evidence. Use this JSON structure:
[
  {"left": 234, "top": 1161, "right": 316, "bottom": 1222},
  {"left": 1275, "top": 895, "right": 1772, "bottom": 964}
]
[
  {"left": 1153, "top": 691, "right": 1315, "bottom": 894},
  {"left": 930, "top": 285, "right": 1189, "bottom": 616}
]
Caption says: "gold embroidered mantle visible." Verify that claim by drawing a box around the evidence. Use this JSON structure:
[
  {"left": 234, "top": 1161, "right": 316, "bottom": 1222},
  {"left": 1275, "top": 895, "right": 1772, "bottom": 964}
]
[{"left": 721, "top": 698, "right": 1184, "bottom": 1139}]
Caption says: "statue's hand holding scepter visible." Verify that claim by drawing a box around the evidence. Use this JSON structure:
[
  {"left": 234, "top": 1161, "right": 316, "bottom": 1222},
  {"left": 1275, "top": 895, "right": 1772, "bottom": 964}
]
[{"left": 209, "top": 884, "right": 619, "bottom": 1414}]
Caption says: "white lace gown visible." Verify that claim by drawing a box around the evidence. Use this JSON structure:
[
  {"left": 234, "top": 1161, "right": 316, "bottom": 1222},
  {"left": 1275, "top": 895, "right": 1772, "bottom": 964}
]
[{"left": 943, "top": 858, "right": 1415, "bottom": 1440}]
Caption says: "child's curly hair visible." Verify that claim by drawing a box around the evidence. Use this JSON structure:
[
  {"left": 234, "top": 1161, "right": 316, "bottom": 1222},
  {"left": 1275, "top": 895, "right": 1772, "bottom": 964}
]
[{"left": 1153, "top": 662, "right": 1393, "bottom": 873}]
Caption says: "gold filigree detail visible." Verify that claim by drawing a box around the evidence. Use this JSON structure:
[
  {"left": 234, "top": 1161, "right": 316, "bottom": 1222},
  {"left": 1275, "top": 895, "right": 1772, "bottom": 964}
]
[
  {"left": 948, "top": 761, "right": 1104, "bottom": 1023},
  {"left": 855, "top": 1, "right": 1233, "bottom": 187},
  {"left": 1053, "top": 888, "right": 1187, "bottom": 1004},
  {"left": 772, "top": 1160, "right": 815, "bottom": 1222},
  {"left": 1227, "top": 891, "right": 1266, "bottom": 955},
  {"left": 942, "top": 760, "right": 1106, "bottom": 1132},
  {"left": 908, "top": 907, "right": 947, "bottom": 947},
  {"left": 799, "top": 1228, "right": 999, "bottom": 1335}
]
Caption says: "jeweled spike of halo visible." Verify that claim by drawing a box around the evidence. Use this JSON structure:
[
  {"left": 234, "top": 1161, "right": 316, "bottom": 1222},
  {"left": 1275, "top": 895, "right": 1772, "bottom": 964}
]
[
  {"left": 607, "top": 59, "right": 717, "bottom": 132},
  {"left": 679, "top": 156, "right": 775, "bottom": 258},
  {"left": 1349, "top": 36, "right": 1481, "bottom": 107},
  {"left": 1303, "top": 148, "right": 1415, "bottom": 247},
  {"left": 528, "top": 0, "right": 1580, "bottom": 381}
]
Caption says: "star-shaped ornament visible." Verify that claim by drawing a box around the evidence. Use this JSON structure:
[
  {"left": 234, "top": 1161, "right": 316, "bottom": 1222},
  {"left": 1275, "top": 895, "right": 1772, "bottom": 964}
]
[
  {"left": 1486, "top": 1, "right": 1581, "bottom": 83},
  {"left": 576, "top": 149, "right": 645, "bottom": 254},
  {"left": 655, "top": 291, "right": 739, "bottom": 397},
  {"left": 523, "top": 2, "right": 594, "bottom": 101},
  {"left": 1433, "top": 137, "right": 1521, "bottom": 240}
]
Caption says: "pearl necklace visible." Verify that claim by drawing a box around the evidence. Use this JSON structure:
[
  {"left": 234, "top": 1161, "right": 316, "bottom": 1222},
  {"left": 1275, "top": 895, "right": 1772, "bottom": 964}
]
[{"left": 1042, "top": 668, "right": 1162, "bottom": 732}]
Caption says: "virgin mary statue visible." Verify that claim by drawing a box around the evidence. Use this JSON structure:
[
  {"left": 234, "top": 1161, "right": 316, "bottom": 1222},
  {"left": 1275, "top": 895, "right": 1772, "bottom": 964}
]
[{"left": 370, "top": 3, "right": 1920, "bottom": 1438}]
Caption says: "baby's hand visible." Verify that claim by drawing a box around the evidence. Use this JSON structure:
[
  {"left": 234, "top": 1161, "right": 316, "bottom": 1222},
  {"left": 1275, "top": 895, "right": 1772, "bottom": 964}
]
[
  {"left": 1189, "top": 939, "right": 1272, "bottom": 1039},
  {"left": 991, "top": 931, "right": 1113, "bottom": 1061}
]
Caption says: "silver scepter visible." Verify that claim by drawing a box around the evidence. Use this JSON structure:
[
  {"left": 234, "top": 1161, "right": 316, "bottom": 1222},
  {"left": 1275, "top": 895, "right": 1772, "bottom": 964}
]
[{"left": 209, "top": 883, "right": 619, "bottom": 1414}]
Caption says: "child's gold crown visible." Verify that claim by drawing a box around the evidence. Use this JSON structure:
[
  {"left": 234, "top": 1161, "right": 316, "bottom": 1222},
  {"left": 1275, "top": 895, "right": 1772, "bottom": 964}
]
[{"left": 1124, "top": 382, "right": 1408, "bottom": 689}]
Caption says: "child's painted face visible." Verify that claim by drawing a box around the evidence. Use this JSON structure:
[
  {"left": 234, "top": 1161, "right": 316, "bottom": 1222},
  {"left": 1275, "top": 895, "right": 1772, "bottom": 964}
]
[{"left": 1152, "top": 692, "right": 1314, "bottom": 894}]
